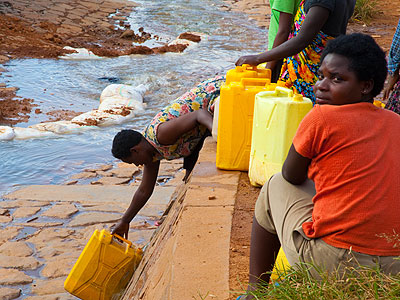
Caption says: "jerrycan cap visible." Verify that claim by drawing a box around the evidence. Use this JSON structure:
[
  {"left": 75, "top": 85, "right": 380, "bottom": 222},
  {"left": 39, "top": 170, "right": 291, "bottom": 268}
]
[{"left": 293, "top": 94, "right": 303, "bottom": 102}]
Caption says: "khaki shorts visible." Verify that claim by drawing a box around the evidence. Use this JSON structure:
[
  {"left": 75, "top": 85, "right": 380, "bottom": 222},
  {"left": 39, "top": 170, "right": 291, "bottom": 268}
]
[{"left": 255, "top": 173, "right": 400, "bottom": 277}]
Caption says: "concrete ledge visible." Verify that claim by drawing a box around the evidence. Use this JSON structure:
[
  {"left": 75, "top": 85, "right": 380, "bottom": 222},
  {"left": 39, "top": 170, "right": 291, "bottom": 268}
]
[{"left": 123, "top": 138, "right": 240, "bottom": 299}]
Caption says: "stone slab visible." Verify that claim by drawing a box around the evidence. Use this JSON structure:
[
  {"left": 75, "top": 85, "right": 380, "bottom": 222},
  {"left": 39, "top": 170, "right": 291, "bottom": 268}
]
[
  {"left": 0, "top": 241, "right": 33, "bottom": 257},
  {"left": 0, "top": 268, "right": 33, "bottom": 285},
  {"left": 12, "top": 206, "right": 41, "bottom": 218},
  {"left": 31, "top": 278, "right": 66, "bottom": 295},
  {"left": 4, "top": 185, "right": 175, "bottom": 206},
  {"left": 0, "top": 254, "right": 41, "bottom": 270},
  {"left": 0, "top": 287, "right": 21, "bottom": 300},
  {"left": 41, "top": 204, "right": 78, "bottom": 219},
  {"left": 68, "top": 212, "right": 121, "bottom": 227}
]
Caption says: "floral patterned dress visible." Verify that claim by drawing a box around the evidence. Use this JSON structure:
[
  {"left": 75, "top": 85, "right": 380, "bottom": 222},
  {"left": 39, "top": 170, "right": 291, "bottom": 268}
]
[
  {"left": 143, "top": 75, "right": 225, "bottom": 161},
  {"left": 279, "top": 0, "right": 333, "bottom": 104}
]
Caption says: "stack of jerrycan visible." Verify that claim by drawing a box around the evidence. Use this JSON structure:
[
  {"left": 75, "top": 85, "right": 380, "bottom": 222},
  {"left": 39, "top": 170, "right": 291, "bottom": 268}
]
[
  {"left": 216, "top": 64, "right": 278, "bottom": 171},
  {"left": 248, "top": 86, "right": 312, "bottom": 187}
]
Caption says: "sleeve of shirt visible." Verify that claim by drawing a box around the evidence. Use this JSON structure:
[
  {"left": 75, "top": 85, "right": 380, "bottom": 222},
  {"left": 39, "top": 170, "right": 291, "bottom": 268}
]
[
  {"left": 292, "top": 105, "right": 327, "bottom": 159},
  {"left": 388, "top": 19, "right": 400, "bottom": 75},
  {"left": 305, "top": 0, "right": 334, "bottom": 13},
  {"left": 272, "top": 0, "right": 298, "bottom": 14}
]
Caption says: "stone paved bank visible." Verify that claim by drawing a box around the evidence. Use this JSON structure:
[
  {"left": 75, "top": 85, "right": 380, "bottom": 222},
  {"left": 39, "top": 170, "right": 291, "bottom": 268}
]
[{"left": 0, "top": 160, "right": 184, "bottom": 299}]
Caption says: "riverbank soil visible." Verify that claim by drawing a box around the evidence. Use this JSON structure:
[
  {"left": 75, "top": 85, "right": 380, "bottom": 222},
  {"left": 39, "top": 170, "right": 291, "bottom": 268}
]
[
  {"left": 229, "top": 172, "right": 260, "bottom": 298},
  {"left": 0, "top": 0, "right": 198, "bottom": 125}
]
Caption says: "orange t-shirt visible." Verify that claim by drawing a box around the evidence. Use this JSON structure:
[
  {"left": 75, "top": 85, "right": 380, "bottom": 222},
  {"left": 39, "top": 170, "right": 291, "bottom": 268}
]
[{"left": 293, "top": 103, "right": 400, "bottom": 256}]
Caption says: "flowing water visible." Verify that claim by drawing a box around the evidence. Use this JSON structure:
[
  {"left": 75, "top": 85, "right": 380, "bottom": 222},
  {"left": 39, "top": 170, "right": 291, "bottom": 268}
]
[{"left": 0, "top": 0, "right": 267, "bottom": 196}]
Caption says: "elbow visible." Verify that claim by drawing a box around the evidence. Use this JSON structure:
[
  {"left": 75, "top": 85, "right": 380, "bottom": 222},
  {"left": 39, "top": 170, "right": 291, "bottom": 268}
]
[
  {"left": 282, "top": 172, "right": 306, "bottom": 185},
  {"left": 281, "top": 167, "right": 307, "bottom": 185}
]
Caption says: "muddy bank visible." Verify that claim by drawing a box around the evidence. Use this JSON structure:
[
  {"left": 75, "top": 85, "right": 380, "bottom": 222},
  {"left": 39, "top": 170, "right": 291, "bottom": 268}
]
[{"left": 0, "top": 0, "right": 202, "bottom": 125}]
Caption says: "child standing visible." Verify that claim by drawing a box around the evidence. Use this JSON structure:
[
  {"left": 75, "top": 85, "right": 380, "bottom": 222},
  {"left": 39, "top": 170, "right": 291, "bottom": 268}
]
[{"left": 267, "top": 0, "right": 301, "bottom": 82}]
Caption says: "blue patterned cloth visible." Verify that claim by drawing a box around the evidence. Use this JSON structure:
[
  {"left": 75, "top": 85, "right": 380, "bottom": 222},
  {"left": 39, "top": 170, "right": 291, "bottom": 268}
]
[{"left": 388, "top": 18, "right": 400, "bottom": 75}]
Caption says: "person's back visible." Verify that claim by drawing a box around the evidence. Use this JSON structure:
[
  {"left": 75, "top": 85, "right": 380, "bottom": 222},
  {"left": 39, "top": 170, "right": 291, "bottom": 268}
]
[{"left": 295, "top": 103, "right": 400, "bottom": 255}]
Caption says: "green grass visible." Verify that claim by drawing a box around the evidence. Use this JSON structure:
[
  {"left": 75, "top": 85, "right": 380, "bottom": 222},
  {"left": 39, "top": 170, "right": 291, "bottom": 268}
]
[
  {"left": 351, "top": 0, "right": 379, "bottom": 22},
  {"left": 238, "top": 262, "right": 400, "bottom": 300}
]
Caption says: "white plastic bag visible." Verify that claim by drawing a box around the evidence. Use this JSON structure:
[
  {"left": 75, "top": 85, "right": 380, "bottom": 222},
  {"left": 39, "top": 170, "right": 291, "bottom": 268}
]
[
  {"left": 0, "top": 126, "right": 15, "bottom": 141},
  {"left": 13, "top": 127, "right": 57, "bottom": 140},
  {"left": 30, "top": 121, "right": 96, "bottom": 134}
]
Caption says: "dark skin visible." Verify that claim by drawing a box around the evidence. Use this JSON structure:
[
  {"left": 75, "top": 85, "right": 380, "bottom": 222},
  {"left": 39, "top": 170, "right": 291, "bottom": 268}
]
[
  {"left": 383, "top": 69, "right": 399, "bottom": 101},
  {"left": 266, "top": 11, "right": 294, "bottom": 77},
  {"left": 112, "top": 109, "right": 213, "bottom": 238},
  {"left": 236, "top": 6, "right": 330, "bottom": 67},
  {"left": 243, "top": 54, "right": 375, "bottom": 299}
]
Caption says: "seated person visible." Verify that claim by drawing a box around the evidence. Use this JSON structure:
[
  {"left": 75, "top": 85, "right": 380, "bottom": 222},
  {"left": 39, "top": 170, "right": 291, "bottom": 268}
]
[
  {"left": 242, "top": 33, "right": 400, "bottom": 298},
  {"left": 110, "top": 75, "right": 224, "bottom": 238}
]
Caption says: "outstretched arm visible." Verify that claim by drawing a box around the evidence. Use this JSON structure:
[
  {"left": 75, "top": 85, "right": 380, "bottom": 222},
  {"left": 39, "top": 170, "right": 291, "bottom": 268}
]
[
  {"left": 156, "top": 109, "right": 212, "bottom": 145},
  {"left": 236, "top": 6, "right": 330, "bottom": 66},
  {"left": 282, "top": 144, "right": 311, "bottom": 185},
  {"left": 112, "top": 160, "right": 160, "bottom": 238}
]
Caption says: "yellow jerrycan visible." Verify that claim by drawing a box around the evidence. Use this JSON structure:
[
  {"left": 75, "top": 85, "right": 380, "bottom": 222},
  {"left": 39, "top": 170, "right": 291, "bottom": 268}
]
[
  {"left": 249, "top": 87, "right": 312, "bottom": 186},
  {"left": 64, "top": 229, "right": 143, "bottom": 300},
  {"left": 212, "top": 65, "right": 271, "bottom": 142},
  {"left": 225, "top": 64, "right": 271, "bottom": 85},
  {"left": 216, "top": 78, "right": 281, "bottom": 171},
  {"left": 271, "top": 248, "right": 291, "bottom": 282}
]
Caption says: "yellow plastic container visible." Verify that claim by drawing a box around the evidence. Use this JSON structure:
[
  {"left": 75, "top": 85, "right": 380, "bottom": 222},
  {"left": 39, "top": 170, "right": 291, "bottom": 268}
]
[
  {"left": 225, "top": 64, "right": 271, "bottom": 85},
  {"left": 271, "top": 248, "right": 291, "bottom": 282},
  {"left": 216, "top": 77, "right": 279, "bottom": 171},
  {"left": 249, "top": 87, "right": 312, "bottom": 186},
  {"left": 64, "top": 229, "right": 143, "bottom": 300},
  {"left": 373, "top": 100, "right": 385, "bottom": 108}
]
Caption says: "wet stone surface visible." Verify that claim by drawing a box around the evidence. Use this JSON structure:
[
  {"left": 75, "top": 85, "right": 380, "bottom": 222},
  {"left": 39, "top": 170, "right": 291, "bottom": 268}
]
[{"left": 0, "top": 160, "right": 183, "bottom": 298}]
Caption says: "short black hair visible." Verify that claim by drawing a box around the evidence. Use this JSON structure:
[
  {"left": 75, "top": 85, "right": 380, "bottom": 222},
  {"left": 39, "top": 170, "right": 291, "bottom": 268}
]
[
  {"left": 320, "top": 33, "right": 387, "bottom": 97},
  {"left": 111, "top": 129, "right": 143, "bottom": 159}
]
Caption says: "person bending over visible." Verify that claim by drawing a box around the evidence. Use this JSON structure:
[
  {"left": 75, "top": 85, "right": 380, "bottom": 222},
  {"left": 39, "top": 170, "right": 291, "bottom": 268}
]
[
  {"left": 241, "top": 33, "right": 400, "bottom": 299},
  {"left": 111, "top": 75, "right": 224, "bottom": 238}
]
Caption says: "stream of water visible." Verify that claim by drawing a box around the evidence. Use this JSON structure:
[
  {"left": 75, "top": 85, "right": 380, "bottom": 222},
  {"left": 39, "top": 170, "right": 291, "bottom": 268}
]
[{"left": 0, "top": 0, "right": 267, "bottom": 196}]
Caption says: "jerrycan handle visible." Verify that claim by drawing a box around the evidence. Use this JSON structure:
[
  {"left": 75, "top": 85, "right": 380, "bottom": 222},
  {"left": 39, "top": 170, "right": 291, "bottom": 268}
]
[
  {"left": 275, "top": 86, "right": 294, "bottom": 97},
  {"left": 112, "top": 233, "right": 133, "bottom": 249},
  {"left": 241, "top": 64, "right": 258, "bottom": 71},
  {"left": 240, "top": 77, "right": 271, "bottom": 87}
]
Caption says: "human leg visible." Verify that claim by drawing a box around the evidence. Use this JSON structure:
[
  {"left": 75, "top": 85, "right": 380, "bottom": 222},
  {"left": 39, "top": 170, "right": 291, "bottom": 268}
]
[
  {"left": 182, "top": 131, "right": 211, "bottom": 181},
  {"left": 248, "top": 216, "right": 281, "bottom": 287},
  {"left": 243, "top": 173, "right": 315, "bottom": 297}
]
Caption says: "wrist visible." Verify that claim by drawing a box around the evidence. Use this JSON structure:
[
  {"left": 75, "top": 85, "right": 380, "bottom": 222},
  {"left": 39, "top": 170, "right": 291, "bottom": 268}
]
[{"left": 121, "top": 216, "right": 132, "bottom": 224}]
